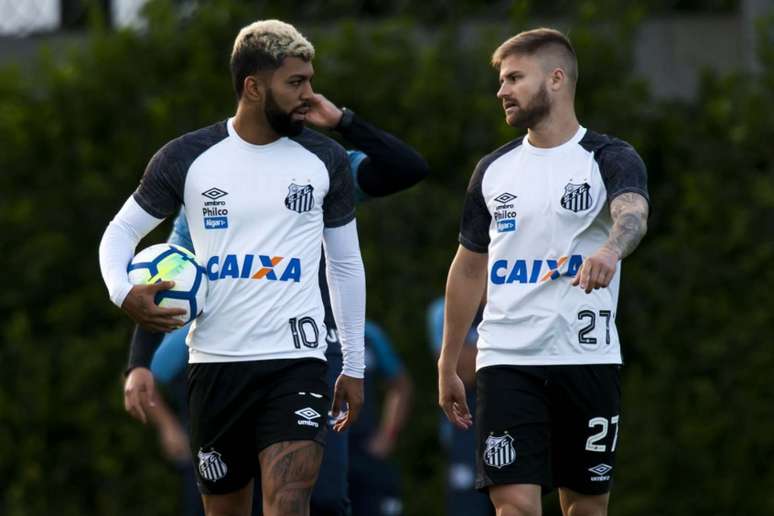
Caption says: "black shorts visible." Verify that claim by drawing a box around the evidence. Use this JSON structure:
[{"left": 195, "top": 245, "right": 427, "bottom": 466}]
[
  {"left": 475, "top": 364, "right": 620, "bottom": 495},
  {"left": 187, "top": 358, "right": 329, "bottom": 495}
]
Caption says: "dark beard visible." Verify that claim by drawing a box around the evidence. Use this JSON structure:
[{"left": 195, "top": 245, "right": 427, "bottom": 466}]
[
  {"left": 510, "top": 84, "right": 551, "bottom": 130},
  {"left": 264, "top": 89, "right": 304, "bottom": 137}
]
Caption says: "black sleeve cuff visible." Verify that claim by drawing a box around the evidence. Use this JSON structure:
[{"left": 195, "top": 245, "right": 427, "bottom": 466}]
[
  {"left": 459, "top": 233, "right": 489, "bottom": 254},
  {"left": 125, "top": 325, "right": 165, "bottom": 375},
  {"left": 336, "top": 107, "right": 355, "bottom": 130}
]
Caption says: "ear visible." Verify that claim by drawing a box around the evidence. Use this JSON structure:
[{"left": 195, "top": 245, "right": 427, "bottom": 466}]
[
  {"left": 549, "top": 67, "right": 566, "bottom": 91},
  {"left": 242, "top": 74, "right": 266, "bottom": 103}
]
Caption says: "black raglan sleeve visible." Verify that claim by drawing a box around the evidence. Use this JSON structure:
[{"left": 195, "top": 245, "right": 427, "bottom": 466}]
[{"left": 336, "top": 110, "right": 429, "bottom": 197}]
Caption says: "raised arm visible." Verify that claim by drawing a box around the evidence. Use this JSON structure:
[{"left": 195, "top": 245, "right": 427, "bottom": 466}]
[{"left": 305, "top": 93, "right": 429, "bottom": 197}]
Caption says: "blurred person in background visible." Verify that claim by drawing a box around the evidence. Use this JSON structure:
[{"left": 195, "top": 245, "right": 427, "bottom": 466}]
[
  {"left": 438, "top": 28, "right": 649, "bottom": 516},
  {"left": 121, "top": 89, "right": 428, "bottom": 515},
  {"left": 101, "top": 19, "right": 367, "bottom": 516},
  {"left": 427, "top": 297, "right": 494, "bottom": 516},
  {"left": 347, "top": 321, "right": 412, "bottom": 516}
]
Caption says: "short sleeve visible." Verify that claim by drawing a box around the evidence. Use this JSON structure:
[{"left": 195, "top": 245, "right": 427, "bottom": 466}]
[
  {"left": 458, "top": 159, "right": 492, "bottom": 253},
  {"left": 323, "top": 146, "right": 356, "bottom": 228},
  {"left": 598, "top": 141, "right": 649, "bottom": 205},
  {"left": 132, "top": 144, "right": 185, "bottom": 219}
]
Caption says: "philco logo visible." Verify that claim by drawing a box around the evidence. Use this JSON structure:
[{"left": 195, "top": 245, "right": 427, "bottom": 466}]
[
  {"left": 205, "top": 254, "right": 301, "bottom": 282},
  {"left": 202, "top": 188, "right": 229, "bottom": 229},
  {"left": 490, "top": 254, "right": 583, "bottom": 284},
  {"left": 493, "top": 192, "right": 518, "bottom": 233}
]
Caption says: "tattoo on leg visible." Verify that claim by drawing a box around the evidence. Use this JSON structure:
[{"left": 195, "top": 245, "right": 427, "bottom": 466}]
[{"left": 260, "top": 441, "right": 323, "bottom": 516}]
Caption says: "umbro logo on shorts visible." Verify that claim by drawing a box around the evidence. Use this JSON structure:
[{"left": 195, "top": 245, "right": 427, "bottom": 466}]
[
  {"left": 295, "top": 407, "right": 321, "bottom": 428},
  {"left": 197, "top": 448, "right": 228, "bottom": 482},
  {"left": 589, "top": 463, "right": 613, "bottom": 481},
  {"left": 483, "top": 432, "right": 516, "bottom": 469}
]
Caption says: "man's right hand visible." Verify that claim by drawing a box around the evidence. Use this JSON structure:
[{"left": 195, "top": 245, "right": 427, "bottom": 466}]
[
  {"left": 121, "top": 281, "right": 186, "bottom": 332},
  {"left": 124, "top": 367, "right": 157, "bottom": 424},
  {"left": 438, "top": 368, "right": 472, "bottom": 430}
]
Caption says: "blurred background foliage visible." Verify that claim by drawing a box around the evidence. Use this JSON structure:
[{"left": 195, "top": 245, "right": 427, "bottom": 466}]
[{"left": 0, "top": 0, "right": 772, "bottom": 514}]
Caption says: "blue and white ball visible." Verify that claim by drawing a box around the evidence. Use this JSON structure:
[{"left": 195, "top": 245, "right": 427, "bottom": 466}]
[{"left": 127, "top": 243, "right": 206, "bottom": 324}]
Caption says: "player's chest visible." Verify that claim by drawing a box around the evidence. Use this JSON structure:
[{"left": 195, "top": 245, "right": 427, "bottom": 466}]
[
  {"left": 183, "top": 150, "right": 330, "bottom": 231},
  {"left": 483, "top": 151, "right": 605, "bottom": 232}
]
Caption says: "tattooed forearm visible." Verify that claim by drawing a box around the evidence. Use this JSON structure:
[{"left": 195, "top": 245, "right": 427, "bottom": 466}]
[{"left": 604, "top": 193, "right": 649, "bottom": 259}]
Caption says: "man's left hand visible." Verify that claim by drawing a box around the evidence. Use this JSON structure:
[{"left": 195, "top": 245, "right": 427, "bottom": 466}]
[
  {"left": 330, "top": 374, "right": 364, "bottom": 432},
  {"left": 572, "top": 246, "right": 619, "bottom": 294}
]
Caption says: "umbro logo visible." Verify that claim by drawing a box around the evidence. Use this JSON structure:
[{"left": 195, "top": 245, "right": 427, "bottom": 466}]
[
  {"left": 202, "top": 187, "right": 228, "bottom": 200},
  {"left": 589, "top": 463, "right": 613, "bottom": 481},
  {"left": 295, "top": 407, "right": 321, "bottom": 420},
  {"left": 494, "top": 192, "right": 517, "bottom": 204},
  {"left": 589, "top": 463, "right": 612, "bottom": 476},
  {"left": 295, "top": 407, "right": 321, "bottom": 428}
]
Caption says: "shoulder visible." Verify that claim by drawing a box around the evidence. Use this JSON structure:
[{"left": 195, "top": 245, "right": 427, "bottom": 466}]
[
  {"left": 291, "top": 128, "right": 348, "bottom": 169},
  {"left": 151, "top": 121, "right": 229, "bottom": 170},
  {"left": 475, "top": 137, "right": 525, "bottom": 176},
  {"left": 579, "top": 130, "right": 643, "bottom": 166}
]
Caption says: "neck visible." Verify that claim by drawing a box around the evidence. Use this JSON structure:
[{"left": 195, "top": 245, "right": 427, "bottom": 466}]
[
  {"left": 526, "top": 106, "right": 579, "bottom": 148},
  {"left": 233, "top": 102, "right": 281, "bottom": 145}
]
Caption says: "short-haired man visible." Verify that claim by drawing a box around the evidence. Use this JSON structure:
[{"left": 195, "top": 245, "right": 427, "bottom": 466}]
[
  {"left": 99, "top": 20, "right": 366, "bottom": 516},
  {"left": 438, "top": 28, "right": 649, "bottom": 516}
]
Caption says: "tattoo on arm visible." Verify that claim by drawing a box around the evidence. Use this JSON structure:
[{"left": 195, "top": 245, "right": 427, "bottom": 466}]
[{"left": 605, "top": 193, "right": 649, "bottom": 259}]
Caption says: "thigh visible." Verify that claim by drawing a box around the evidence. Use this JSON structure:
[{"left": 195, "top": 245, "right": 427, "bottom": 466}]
[
  {"left": 260, "top": 440, "right": 324, "bottom": 514},
  {"left": 254, "top": 359, "right": 330, "bottom": 452},
  {"left": 550, "top": 365, "right": 621, "bottom": 496},
  {"left": 475, "top": 366, "right": 551, "bottom": 492},
  {"left": 187, "top": 363, "right": 261, "bottom": 495}
]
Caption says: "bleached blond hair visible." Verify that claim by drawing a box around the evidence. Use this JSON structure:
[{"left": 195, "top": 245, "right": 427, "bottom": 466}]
[{"left": 230, "top": 19, "right": 315, "bottom": 98}]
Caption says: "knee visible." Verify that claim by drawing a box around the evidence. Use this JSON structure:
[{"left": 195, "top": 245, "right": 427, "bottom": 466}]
[
  {"left": 564, "top": 499, "right": 607, "bottom": 516},
  {"left": 490, "top": 485, "right": 541, "bottom": 516},
  {"left": 493, "top": 498, "right": 541, "bottom": 516}
]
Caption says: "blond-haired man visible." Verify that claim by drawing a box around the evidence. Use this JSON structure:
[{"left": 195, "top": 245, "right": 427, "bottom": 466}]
[
  {"left": 99, "top": 20, "right": 366, "bottom": 516},
  {"left": 438, "top": 28, "right": 649, "bottom": 516}
]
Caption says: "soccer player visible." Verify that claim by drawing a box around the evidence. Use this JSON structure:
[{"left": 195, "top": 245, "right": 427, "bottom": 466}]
[
  {"left": 437, "top": 28, "right": 649, "bottom": 516},
  {"left": 100, "top": 20, "right": 367, "bottom": 516},
  {"left": 126, "top": 93, "right": 429, "bottom": 516}
]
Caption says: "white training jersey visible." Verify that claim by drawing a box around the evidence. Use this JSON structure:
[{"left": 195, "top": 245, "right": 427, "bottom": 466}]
[
  {"left": 459, "top": 126, "right": 648, "bottom": 369},
  {"left": 133, "top": 118, "right": 355, "bottom": 363}
]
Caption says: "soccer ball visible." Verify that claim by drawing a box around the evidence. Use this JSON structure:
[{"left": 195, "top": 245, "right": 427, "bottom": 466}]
[{"left": 127, "top": 243, "right": 207, "bottom": 324}]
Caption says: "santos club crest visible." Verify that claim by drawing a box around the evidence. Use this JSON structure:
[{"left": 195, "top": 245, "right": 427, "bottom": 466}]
[
  {"left": 483, "top": 433, "right": 516, "bottom": 469},
  {"left": 560, "top": 182, "right": 592, "bottom": 212},
  {"left": 285, "top": 183, "right": 315, "bottom": 213},
  {"left": 198, "top": 449, "right": 228, "bottom": 482}
]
